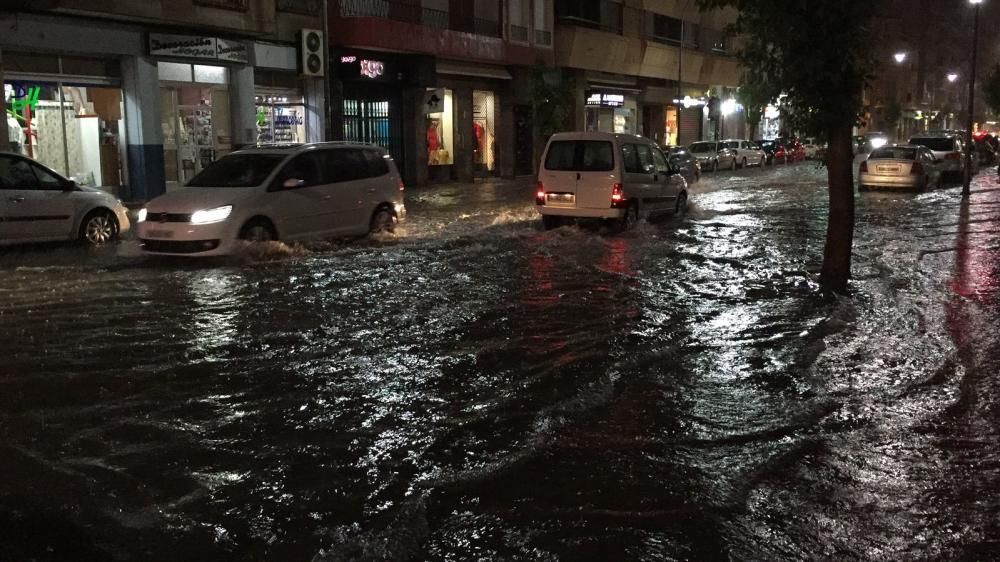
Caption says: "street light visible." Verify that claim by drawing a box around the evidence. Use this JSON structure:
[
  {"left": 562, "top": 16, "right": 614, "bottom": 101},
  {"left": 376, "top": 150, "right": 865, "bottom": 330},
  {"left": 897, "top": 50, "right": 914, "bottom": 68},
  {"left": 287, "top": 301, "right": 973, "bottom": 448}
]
[
  {"left": 948, "top": 73, "right": 960, "bottom": 83},
  {"left": 894, "top": 52, "right": 908, "bottom": 64},
  {"left": 963, "top": 0, "right": 984, "bottom": 197}
]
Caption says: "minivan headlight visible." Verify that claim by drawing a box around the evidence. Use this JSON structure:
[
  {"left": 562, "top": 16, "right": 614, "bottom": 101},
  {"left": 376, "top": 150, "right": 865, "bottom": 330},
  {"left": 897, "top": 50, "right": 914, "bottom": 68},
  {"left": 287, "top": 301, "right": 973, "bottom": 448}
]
[
  {"left": 190, "top": 205, "right": 233, "bottom": 225},
  {"left": 137, "top": 208, "right": 147, "bottom": 223}
]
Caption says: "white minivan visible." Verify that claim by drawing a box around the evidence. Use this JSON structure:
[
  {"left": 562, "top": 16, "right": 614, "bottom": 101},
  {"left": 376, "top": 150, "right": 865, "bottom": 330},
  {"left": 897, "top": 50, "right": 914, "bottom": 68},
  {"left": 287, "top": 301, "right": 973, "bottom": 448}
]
[
  {"left": 536, "top": 132, "right": 688, "bottom": 230},
  {"left": 137, "top": 143, "right": 405, "bottom": 256}
]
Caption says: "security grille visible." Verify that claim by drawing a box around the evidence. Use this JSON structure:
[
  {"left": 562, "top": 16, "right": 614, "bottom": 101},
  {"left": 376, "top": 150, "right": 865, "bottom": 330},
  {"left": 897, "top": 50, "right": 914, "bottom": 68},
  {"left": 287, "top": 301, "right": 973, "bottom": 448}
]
[{"left": 343, "top": 99, "right": 403, "bottom": 170}]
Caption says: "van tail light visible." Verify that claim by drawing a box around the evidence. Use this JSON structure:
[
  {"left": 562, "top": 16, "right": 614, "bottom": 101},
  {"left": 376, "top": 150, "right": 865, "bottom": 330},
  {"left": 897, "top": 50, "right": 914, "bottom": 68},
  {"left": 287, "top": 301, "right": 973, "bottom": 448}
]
[
  {"left": 611, "top": 183, "right": 625, "bottom": 208},
  {"left": 398, "top": 179, "right": 405, "bottom": 191},
  {"left": 945, "top": 152, "right": 962, "bottom": 161},
  {"left": 911, "top": 161, "right": 924, "bottom": 175},
  {"left": 536, "top": 181, "right": 546, "bottom": 205},
  {"left": 860, "top": 161, "right": 868, "bottom": 173}
]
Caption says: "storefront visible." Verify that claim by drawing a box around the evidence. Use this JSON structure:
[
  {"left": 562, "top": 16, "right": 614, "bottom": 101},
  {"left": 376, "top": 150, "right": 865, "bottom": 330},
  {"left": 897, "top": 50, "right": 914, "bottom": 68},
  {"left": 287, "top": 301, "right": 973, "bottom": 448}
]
[
  {"left": 335, "top": 50, "right": 405, "bottom": 173},
  {"left": 585, "top": 90, "right": 638, "bottom": 135},
  {"left": 253, "top": 41, "right": 325, "bottom": 148},
  {"left": 3, "top": 53, "right": 127, "bottom": 193}
]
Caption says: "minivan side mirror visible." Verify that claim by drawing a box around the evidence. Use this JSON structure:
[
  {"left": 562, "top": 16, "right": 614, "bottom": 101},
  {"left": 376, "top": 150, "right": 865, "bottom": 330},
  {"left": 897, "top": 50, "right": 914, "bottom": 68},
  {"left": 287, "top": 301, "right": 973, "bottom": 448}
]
[
  {"left": 643, "top": 163, "right": 657, "bottom": 175},
  {"left": 62, "top": 180, "right": 77, "bottom": 191},
  {"left": 282, "top": 178, "right": 306, "bottom": 189}
]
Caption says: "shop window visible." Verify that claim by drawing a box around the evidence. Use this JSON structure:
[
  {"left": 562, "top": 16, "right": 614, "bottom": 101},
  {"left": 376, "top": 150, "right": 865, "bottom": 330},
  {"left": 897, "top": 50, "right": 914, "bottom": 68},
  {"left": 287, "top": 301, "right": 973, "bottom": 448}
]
[
  {"left": 426, "top": 88, "right": 454, "bottom": 167},
  {"left": 472, "top": 90, "right": 496, "bottom": 173},
  {"left": 193, "top": 65, "right": 228, "bottom": 85},
  {"left": 158, "top": 62, "right": 193, "bottom": 82},
  {"left": 256, "top": 89, "right": 306, "bottom": 145},
  {"left": 4, "top": 81, "right": 125, "bottom": 189}
]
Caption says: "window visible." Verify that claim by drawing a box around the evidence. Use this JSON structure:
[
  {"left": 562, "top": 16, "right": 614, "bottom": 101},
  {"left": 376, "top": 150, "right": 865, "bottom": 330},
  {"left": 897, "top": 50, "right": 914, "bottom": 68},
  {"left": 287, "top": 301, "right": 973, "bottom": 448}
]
[
  {"left": 324, "top": 149, "right": 370, "bottom": 183},
  {"left": 651, "top": 147, "right": 670, "bottom": 174},
  {"left": 0, "top": 156, "right": 37, "bottom": 189},
  {"left": 725, "top": 141, "right": 740, "bottom": 150},
  {"left": 636, "top": 144, "right": 655, "bottom": 173},
  {"left": 651, "top": 14, "right": 683, "bottom": 44},
  {"left": 277, "top": 152, "right": 324, "bottom": 188},
  {"left": 189, "top": 154, "right": 286, "bottom": 187},
  {"left": 30, "top": 163, "right": 64, "bottom": 190},
  {"left": 544, "top": 141, "right": 615, "bottom": 172},
  {"left": 277, "top": 0, "right": 320, "bottom": 14},
  {"left": 622, "top": 144, "right": 642, "bottom": 173},
  {"left": 364, "top": 150, "right": 390, "bottom": 177}
]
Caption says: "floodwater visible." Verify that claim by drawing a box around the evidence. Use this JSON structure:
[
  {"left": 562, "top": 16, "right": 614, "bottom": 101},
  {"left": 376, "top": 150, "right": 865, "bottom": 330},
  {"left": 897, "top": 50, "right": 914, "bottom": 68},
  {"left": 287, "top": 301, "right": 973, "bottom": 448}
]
[{"left": 1, "top": 163, "right": 999, "bottom": 561}]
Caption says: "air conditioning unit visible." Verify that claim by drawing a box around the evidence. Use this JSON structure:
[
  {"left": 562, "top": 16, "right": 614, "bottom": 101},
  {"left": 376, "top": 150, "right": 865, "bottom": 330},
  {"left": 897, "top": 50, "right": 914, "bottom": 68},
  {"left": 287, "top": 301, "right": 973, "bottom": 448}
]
[{"left": 299, "top": 29, "right": 325, "bottom": 77}]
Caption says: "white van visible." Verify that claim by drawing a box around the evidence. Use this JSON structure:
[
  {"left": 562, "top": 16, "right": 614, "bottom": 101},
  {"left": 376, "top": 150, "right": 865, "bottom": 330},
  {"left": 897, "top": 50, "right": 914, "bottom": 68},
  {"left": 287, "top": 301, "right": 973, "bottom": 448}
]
[{"left": 536, "top": 132, "right": 688, "bottom": 230}]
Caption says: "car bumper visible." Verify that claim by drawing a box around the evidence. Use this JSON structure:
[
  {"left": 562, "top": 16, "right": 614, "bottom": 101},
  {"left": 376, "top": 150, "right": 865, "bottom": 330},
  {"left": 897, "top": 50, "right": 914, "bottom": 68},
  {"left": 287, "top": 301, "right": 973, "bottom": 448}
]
[
  {"left": 115, "top": 206, "right": 132, "bottom": 235},
  {"left": 859, "top": 173, "right": 924, "bottom": 189},
  {"left": 136, "top": 220, "right": 237, "bottom": 256},
  {"left": 538, "top": 206, "right": 625, "bottom": 220}
]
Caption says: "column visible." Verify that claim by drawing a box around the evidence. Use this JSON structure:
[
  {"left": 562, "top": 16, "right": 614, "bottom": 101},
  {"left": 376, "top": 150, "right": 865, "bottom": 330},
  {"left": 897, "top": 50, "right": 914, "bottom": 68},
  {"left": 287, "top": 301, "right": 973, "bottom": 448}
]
[
  {"left": 121, "top": 55, "right": 164, "bottom": 202},
  {"left": 229, "top": 65, "right": 256, "bottom": 150},
  {"left": 303, "top": 77, "right": 327, "bottom": 143},
  {"left": 454, "top": 86, "right": 474, "bottom": 182},
  {"left": 403, "top": 86, "right": 428, "bottom": 186},
  {"left": 0, "top": 47, "right": 8, "bottom": 152},
  {"left": 498, "top": 93, "right": 515, "bottom": 178}
]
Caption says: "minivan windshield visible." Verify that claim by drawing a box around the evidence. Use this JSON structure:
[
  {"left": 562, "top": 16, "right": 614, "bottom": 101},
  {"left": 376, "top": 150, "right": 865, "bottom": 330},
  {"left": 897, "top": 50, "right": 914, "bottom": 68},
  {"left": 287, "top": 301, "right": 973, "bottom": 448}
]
[
  {"left": 909, "top": 137, "right": 957, "bottom": 152},
  {"left": 187, "top": 154, "right": 287, "bottom": 187},
  {"left": 544, "top": 141, "right": 615, "bottom": 172},
  {"left": 689, "top": 142, "right": 717, "bottom": 153}
]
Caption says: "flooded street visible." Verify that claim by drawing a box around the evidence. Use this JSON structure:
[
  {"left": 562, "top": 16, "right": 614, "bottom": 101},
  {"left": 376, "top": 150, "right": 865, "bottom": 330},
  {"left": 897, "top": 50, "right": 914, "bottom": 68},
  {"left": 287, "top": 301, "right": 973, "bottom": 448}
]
[{"left": 2, "top": 163, "right": 1000, "bottom": 561}]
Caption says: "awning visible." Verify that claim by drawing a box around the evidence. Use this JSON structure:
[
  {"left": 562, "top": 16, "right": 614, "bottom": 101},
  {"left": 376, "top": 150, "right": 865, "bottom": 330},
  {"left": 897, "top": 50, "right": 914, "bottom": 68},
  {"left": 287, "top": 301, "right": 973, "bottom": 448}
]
[{"left": 436, "top": 61, "right": 512, "bottom": 80}]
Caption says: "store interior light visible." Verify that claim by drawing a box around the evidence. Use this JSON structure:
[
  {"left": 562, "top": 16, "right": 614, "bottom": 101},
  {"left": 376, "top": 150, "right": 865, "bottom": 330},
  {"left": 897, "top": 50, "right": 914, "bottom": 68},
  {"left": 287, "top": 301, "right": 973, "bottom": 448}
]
[
  {"left": 948, "top": 73, "right": 959, "bottom": 83},
  {"left": 721, "top": 98, "right": 738, "bottom": 116},
  {"left": 894, "top": 52, "right": 907, "bottom": 64}
]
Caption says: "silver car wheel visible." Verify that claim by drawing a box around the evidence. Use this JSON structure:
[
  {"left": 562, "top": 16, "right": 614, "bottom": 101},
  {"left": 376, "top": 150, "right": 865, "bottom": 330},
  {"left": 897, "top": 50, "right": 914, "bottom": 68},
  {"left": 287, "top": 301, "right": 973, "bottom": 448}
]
[
  {"left": 83, "top": 212, "right": 116, "bottom": 245},
  {"left": 370, "top": 208, "right": 396, "bottom": 233},
  {"left": 244, "top": 225, "right": 273, "bottom": 242}
]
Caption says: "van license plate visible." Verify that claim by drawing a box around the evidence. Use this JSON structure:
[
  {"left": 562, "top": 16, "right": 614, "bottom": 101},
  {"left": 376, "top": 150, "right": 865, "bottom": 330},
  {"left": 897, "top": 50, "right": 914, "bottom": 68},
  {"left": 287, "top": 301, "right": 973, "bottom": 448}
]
[
  {"left": 547, "top": 193, "right": 574, "bottom": 203},
  {"left": 147, "top": 229, "right": 174, "bottom": 239}
]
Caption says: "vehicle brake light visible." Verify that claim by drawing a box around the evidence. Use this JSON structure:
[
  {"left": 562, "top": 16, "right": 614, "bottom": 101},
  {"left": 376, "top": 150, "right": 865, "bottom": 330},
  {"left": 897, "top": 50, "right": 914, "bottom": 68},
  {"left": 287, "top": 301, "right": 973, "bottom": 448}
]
[
  {"left": 611, "top": 183, "right": 625, "bottom": 207},
  {"left": 860, "top": 161, "right": 868, "bottom": 173},
  {"left": 911, "top": 161, "right": 923, "bottom": 175},
  {"left": 536, "top": 181, "right": 546, "bottom": 205},
  {"left": 945, "top": 152, "right": 962, "bottom": 160},
  {"left": 398, "top": 179, "right": 405, "bottom": 191}
]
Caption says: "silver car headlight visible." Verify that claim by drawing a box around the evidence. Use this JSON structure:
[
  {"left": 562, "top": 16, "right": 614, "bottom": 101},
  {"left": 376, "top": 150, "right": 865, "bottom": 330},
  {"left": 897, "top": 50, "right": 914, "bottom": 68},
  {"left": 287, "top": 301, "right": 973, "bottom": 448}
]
[
  {"left": 137, "top": 208, "right": 148, "bottom": 223},
  {"left": 190, "top": 205, "right": 233, "bottom": 225}
]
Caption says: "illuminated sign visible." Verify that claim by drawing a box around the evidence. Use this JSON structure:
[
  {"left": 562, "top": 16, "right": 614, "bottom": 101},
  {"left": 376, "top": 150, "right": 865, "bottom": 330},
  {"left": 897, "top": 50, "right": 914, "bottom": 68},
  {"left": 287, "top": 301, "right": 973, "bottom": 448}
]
[
  {"left": 340, "top": 56, "right": 357, "bottom": 63},
  {"left": 360, "top": 59, "right": 385, "bottom": 79},
  {"left": 5, "top": 85, "right": 40, "bottom": 123},
  {"left": 585, "top": 91, "right": 626, "bottom": 108},
  {"left": 149, "top": 33, "right": 248, "bottom": 63}
]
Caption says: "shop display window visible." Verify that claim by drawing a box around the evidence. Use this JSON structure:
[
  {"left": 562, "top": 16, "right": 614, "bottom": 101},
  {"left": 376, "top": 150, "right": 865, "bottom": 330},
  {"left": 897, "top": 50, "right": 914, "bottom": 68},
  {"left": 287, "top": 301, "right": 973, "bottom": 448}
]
[
  {"left": 426, "top": 88, "right": 454, "bottom": 166},
  {"left": 256, "top": 90, "right": 306, "bottom": 145},
  {"left": 472, "top": 90, "right": 496, "bottom": 173},
  {"left": 4, "top": 81, "right": 125, "bottom": 188}
]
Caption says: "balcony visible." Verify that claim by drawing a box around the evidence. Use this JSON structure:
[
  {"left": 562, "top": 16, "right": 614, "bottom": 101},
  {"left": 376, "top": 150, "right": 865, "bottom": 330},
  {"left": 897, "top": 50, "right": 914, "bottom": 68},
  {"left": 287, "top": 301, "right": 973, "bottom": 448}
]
[
  {"left": 194, "top": 0, "right": 248, "bottom": 10},
  {"left": 509, "top": 24, "right": 530, "bottom": 42},
  {"left": 277, "top": 0, "right": 321, "bottom": 14},
  {"left": 336, "top": 0, "right": 448, "bottom": 30},
  {"left": 534, "top": 29, "right": 552, "bottom": 46},
  {"left": 555, "top": 0, "right": 623, "bottom": 34},
  {"left": 474, "top": 17, "right": 501, "bottom": 38}
]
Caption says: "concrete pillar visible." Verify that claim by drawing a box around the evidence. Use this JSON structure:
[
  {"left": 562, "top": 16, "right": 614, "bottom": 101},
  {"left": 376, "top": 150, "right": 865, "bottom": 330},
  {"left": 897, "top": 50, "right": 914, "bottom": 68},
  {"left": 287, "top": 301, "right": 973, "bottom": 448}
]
[
  {"left": 121, "top": 56, "right": 164, "bottom": 202},
  {"left": 327, "top": 77, "right": 343, "bottom": 142},
  {"left": 453, "top": 86, "right": 474, "bottom": 182},
  {"left": 229, "top": 65, "right": 256, "bottom": 150},
  {"left": 403, "top": 86, "right": 428, "bottom": 186},
  {"left": 304, "top": 77, "right": 327, "bottom": 143},
  {"left": 498, "top": 94, "right": 515, "bottom": 178},
  {"left": 0, "top": 47, "right": 8, "bottom": 153}
]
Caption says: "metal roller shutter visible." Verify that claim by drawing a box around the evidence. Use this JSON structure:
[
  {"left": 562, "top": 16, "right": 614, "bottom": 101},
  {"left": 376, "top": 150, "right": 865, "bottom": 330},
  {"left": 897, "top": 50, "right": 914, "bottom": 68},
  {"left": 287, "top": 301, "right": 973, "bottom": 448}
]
[{"left": 677, "top": 107, "right": 703, "bottom": 146}]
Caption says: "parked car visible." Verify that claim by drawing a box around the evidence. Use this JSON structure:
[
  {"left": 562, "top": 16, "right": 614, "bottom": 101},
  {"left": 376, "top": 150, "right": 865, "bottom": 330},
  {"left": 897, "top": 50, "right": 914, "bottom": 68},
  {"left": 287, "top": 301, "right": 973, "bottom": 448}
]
[
  {"left": 908, "top": 134, "right": 977, "bottom": 182},
  {"left": 0, "top": 152, "right": 130, "bottom": 247},
  {"left": 137, "top": 143, "right": 406, "bottom": 256},
  {"left": 664, "top": 146, "right": 701, "bottom": 185},
  {"left": 974, "top": 134, "right": 998, "bottom": 167},
  {"left": 721, "top": 139, "right": 767, "bottom": 168},
  {"left": 536, "top": 132, "right": 688, "bottom": 230},
  {"left": 802, "top": 138, "right": 827, "bottom": 159},
  {"left": 757, "top": 140, "right": 787, "bottom": 165},
  {"left": 859, "top": 145, "right": 941, "bottom": 191},
  {"left": 689, "top": 141, "right": 737, "bottom": 172},
  {"left": 854, "top": 132, "right": 890, "bottom": 155},
  {"left": 776, "top": 137, "right": 806, "bottom": 161}
]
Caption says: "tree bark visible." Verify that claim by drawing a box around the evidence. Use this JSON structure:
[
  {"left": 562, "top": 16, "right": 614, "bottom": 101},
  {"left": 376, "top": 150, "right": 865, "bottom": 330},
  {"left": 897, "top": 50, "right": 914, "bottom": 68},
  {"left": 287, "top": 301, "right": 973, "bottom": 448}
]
[{"left": 820, "top": 123, "right": 856, "bottom": 295}]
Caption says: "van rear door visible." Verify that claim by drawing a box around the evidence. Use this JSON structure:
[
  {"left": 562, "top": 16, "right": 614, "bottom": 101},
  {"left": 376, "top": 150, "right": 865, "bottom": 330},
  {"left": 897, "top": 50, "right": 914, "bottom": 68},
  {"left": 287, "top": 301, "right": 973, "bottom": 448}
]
[{"left": 539, "top": 139, "right": 617, "bottom": 210}]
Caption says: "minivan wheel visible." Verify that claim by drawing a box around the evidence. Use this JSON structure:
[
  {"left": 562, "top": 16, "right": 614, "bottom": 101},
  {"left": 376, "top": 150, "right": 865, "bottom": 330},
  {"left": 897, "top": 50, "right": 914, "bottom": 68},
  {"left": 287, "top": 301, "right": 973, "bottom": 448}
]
[
  {"left": 370, "top": 207, "right": 397, "bottom": 234},
  {"left": 80, "top": 210, "right": 118, "bottom": 245},
  {"left": 731, "top": 158, "right": 738, "bottom": 171},
  {"left": 742, "top": 157, "right": 748, "bottom": 169},
  {"left": 239, "top": 219, "right": 277, "bottom": 242},
  {"left": 675, "top": 192, "right": 688, "bottom": 215},
  {"left": 712, "top": 160, "right": 719, "bottom": 173}
]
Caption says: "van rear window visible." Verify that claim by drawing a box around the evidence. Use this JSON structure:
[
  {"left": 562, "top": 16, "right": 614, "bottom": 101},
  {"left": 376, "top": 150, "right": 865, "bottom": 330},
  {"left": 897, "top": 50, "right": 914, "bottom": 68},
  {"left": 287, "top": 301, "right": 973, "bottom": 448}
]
[{"left": 544, "top": 141, "right": 615, "bottom": 172}]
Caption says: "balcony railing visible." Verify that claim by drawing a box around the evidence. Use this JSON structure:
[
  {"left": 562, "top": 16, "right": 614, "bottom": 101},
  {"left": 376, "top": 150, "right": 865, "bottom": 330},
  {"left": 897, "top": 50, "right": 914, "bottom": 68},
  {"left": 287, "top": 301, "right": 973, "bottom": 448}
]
[
  {"left": 474, "top": 17, "right": 501, "bottom": 38},
  {"left": 277, "top": 0, "right": 321, "bottom": 15},
  {"left": 509, "top": 24, "right": 530, "bottom": 42},
  {"left": 534, "top": 29, "right": 552, "bottom": 46},
  {"left": 194, "top": 0, "right": 248, "bottom": 10}
]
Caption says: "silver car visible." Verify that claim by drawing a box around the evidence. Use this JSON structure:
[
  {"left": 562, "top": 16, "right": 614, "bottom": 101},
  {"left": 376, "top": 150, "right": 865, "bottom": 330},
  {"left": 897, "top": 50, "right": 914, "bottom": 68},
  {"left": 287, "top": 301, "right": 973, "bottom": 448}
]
[
  {"left": 908, "top": 134, "right": 978, "bottom": 182},
  {"left": 722, "top": 139, "right": 768, "bottom": 168},
  {"left": 859, "top": 144, "right": 941, "bottom": 191},
  {"left": 689, "top": 141, "right": 737, "bottom": 172},
  {"left": 0, "top": 152, "right": 130, "bottom": 246}
]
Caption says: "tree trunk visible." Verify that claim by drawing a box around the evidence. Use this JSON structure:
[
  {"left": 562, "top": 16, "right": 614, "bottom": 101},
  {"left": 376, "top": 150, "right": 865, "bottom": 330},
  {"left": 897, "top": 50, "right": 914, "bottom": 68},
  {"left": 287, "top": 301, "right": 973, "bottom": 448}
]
[{"left": 820, "top": 123, "right": 856, "bottom": 295}]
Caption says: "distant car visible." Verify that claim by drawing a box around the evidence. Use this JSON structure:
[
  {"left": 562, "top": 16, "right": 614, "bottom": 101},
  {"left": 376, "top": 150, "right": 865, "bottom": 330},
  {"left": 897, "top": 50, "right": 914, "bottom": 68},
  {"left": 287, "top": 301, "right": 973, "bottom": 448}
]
[
  {"left": 536, "top": 132, "right": 688, "bottom": 230},
  {"left": 137, "top": 143, "right": 406, "bottom": 256},
  {"left": 776, "top": 137, "right": 806, "bottom": 161},
  {"left": 859, "top": 144, "right": 942, "bottom": 191},
  {"left": 721, "top": 139, "right": 767, "bottom": 168},
  {"left": 0, "top": 152, "right": 130, "bottom": 247},
  {"left": 855, "top": 132, "right": 890, "bottom": 155},
  {"left": 757, "top": 140, "right": 786, "bottom": 164},
  {"left": 803, "top": 138, "right": 827, "bottom": 159},
  {"left": 908, "top": 134, "right": 977, "bottom": 182},
  {"left": 689, "top": 141, "right": 737, "bottom": 172},
  {"left": 664, "top": 146, "right": 701, "bottom": 184}
]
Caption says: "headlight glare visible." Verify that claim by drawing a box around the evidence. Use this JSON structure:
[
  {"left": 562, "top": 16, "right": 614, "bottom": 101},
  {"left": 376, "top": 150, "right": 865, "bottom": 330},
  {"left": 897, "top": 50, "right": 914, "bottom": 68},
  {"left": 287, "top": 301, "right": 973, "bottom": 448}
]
[
  {"left": 137, "top": 208, "right": 148, "bottom": 223},
  {"left": 190, "top": 205, "right": 233, "bottom": 225}
]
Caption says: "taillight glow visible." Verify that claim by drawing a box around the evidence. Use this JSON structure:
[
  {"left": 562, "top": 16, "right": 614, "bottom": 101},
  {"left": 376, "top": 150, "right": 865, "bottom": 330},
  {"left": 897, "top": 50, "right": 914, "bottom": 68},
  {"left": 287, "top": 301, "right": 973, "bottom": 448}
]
[
  {"left": 536, "top": 181, "right": 546, "bottom": 205},
  {"left": 611, "top": 183, "right": 624, "bottom": 207},
  {"left": 398, "top": 179, "right": 405, "bottom": 191}
]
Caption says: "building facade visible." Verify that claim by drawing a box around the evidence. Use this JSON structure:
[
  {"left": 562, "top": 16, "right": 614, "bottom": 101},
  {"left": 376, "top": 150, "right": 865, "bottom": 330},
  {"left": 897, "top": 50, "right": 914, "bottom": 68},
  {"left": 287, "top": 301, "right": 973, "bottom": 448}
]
[
  {"left": 326, "top": 0, "right": 555, "bottom": 186},
  {"left": 0, "top": 0, "right": 327, "bottom": 202},
  {"left": 552, "top": 0, "right": 740, "bottom": 147}
]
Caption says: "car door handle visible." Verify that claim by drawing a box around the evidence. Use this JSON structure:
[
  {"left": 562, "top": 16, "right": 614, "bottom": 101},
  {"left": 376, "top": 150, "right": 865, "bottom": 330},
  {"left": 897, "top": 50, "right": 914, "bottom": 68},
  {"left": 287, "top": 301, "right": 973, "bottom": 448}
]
[
  {"left": 7, "top": 196, "right": 24, "bottom": 203},
  {"left": 367, "top": 188, "right": 376, "bottom": 193}
]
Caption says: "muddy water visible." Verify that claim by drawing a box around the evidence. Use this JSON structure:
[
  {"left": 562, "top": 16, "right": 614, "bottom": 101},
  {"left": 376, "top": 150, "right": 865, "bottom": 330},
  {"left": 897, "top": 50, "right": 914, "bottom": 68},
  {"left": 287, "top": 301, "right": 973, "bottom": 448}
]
[{"left": 0, "top": 165, "right": 998, "bottom": 561}]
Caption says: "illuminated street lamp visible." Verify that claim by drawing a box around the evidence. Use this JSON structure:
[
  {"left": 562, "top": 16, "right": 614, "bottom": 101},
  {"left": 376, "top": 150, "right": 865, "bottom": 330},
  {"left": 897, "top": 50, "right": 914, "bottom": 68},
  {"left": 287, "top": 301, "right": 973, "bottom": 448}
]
[
  {"left": 964, "top": 0, "right": 984, "bottom": 197},
  {"left": 894, "top": 52, "right": 908, "bottom": 64},
  {"left": 948, "top": 72, "right": 960, "bottom": 83}
]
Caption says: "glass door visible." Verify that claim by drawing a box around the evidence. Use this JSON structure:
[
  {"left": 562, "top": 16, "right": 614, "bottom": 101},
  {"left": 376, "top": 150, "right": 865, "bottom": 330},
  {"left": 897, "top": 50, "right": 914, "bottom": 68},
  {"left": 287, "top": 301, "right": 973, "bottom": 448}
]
[{"left": 161, "top": 85, "right": 231, "bottom": 190}]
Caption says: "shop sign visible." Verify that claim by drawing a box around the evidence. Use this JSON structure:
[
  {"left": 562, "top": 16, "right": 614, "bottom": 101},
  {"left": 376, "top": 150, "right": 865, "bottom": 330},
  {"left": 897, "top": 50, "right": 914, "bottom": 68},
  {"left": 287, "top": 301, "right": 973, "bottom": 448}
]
[
  {"left": 150, "top": 33, "right": 248, "bottom": 63},
  {"left": 424, "top": 88, "right": 446, "bottom": 114},
  {"left": 585, "top": 91, "right": 625, "bottom": 108},
  {"left": 5, "top": 85, "right": 40, "bottom": 121},
  {"left": 360, "top": 59, "right": 385, "bottom": 79}
]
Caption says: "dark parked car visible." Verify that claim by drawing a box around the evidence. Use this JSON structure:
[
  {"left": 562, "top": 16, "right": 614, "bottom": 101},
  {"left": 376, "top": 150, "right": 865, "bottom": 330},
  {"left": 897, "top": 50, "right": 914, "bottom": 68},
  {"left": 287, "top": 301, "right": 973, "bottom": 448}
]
[
  {"left": 664, "top": 146, "right": 701, "bottom": 184},
  {"left": 757, "top": 140, "right": 786, "bottom": 165},
  {"left": 975, "top": 134, "right": 998, "bottom": 167}
]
